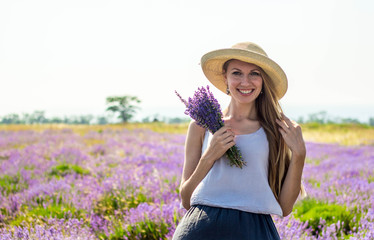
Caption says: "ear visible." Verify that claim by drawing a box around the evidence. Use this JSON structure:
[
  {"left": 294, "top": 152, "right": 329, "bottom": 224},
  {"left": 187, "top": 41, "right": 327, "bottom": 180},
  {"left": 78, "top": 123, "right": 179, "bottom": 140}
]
[{"left": 224, "top": 72, "right": 228, "bottom": 85}]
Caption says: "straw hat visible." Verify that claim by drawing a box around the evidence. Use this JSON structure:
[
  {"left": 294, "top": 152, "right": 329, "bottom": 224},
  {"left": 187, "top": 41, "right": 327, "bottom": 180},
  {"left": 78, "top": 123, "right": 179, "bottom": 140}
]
[{"left": 201, "top": 42, "right": 288, "bottom": 100}]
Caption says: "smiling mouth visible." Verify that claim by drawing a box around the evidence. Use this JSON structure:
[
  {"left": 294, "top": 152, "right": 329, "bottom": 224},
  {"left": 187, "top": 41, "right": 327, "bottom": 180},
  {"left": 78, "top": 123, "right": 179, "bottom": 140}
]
[{"left": 238, "top": 89, "right": 254, "bottom": 94}]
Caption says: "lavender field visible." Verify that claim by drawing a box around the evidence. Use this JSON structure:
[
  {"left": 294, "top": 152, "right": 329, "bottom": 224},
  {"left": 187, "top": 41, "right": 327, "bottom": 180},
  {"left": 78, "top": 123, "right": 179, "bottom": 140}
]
[{"left": 0, "top": 126, "right": 373, "bottom": 239}]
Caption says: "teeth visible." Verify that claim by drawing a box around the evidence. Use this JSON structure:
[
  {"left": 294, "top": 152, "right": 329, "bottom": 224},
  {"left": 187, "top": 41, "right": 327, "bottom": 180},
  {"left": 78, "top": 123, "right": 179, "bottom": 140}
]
[{"left": 238, "top": 89, "right": 254, "bottom": 94}]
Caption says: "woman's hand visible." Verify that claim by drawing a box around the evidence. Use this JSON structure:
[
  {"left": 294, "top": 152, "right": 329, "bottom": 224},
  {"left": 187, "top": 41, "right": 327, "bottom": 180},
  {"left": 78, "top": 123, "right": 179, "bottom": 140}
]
[
  {"left": 276, "top": 113, "right": 306, "bottom": 216},
  {"left": 179, "top": 123, "right": 235, "bottom": 210},
  {"left": 202, "top": 126, "right": 236, "bottom": 164},
  {"left": 276, "top": 113, "right": 306, "bottom": 160}
]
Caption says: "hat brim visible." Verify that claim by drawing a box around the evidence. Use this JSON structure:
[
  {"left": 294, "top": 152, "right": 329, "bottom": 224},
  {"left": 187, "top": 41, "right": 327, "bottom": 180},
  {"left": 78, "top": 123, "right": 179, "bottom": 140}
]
[{"left": 201, "top": 48, "right": 288, "bottom": 100}]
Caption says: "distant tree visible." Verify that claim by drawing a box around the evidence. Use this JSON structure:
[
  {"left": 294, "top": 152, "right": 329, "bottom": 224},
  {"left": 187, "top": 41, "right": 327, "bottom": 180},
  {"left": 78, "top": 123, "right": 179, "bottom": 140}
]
[
  {"left": 142, "top": 114, "right": 168, "bottom": 123},
  {"left": 96, "top": 116, "right": 109, "bottom": 125},
  {"left": 0, "top": 112, "right": 111, "bottom": 125},
  {"left": 369, "top": 117, "right": 374, "bottom": 126},
  {"left": 297, "top": 116, "right": 304, "bottom": 124},
  {"left": 106, "top": 95, "right": 141, "bottom": 123},
  {"left": 152, "top": 114, "right": 161, "bottom": 123},
  {"left": 22, "top": 113, "right": 30, "bottom": 124},
  {"left": 29, "top": 111, "right": 47, "bottom": 124},
  {"left": 307, "top": 111, "right": 328, "bottom": 124},
  {"left": 142, "top": 116, "right": 151, "bottom": 123},
  {"left": 50, "top": 117, "right": 63, "bottom": 124},
  {"left": 341, "top": 118, "right": 360, "bottom": 124},
  {"left": 79, "top": 115, "right": 94, "bottom": 124},
  {"left": 0, "top": 113, "right": 22, "bottom": 124},
  {"left": 167, "top": 117, "right": 190, "bottom": 124}
]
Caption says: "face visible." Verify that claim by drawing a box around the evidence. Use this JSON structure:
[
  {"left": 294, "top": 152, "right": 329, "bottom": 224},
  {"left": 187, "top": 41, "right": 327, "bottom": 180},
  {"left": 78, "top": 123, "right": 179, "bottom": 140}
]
[{"left": 224, "top": 59, "right": 263, "bottom": 104}]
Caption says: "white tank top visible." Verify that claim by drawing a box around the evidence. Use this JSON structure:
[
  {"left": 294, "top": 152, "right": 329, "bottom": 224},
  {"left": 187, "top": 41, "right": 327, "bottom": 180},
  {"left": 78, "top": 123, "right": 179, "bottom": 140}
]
[{"left": 190, "top": 127, "right": 283, "bottom": 216}]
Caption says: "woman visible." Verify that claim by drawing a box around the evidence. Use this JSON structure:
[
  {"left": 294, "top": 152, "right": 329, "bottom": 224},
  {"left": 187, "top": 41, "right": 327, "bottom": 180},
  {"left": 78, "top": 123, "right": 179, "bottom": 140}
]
[{"left": 173, "top": 42, "right": 306, "bottom": 239}]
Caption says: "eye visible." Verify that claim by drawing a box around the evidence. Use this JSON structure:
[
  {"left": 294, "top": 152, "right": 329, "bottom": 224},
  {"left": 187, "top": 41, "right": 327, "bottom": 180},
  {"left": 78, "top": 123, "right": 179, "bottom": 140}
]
[
  {"left": 250, "top": 71, "right": 260, "bottom": 76},
  {"left": 232, "top": 71, "right": 242, "bottom": 76}
]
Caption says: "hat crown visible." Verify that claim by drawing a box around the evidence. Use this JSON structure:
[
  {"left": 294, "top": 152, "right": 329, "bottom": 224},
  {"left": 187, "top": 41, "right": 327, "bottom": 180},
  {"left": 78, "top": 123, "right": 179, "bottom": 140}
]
[{"left": 231, "top": 42, "right": 268, "bottom": 57}]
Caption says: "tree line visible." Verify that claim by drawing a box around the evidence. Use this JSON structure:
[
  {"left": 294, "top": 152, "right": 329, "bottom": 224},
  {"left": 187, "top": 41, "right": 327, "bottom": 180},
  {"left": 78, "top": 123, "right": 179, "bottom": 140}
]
[
  {"left": 0, "top": 95, "right": 189, "bottom": 125},
  {"left": 297, "top": 111, "right": 374, "bottom": 126},
  {"left": 0, "top": 111, "right": 190, "bottom": 125},
  {"left": 0, "top": 96, "right": 373, "bottom": 125}
]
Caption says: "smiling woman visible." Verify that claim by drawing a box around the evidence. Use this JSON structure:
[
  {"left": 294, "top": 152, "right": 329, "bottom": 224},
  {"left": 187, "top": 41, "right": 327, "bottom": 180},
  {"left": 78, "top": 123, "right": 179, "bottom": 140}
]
[
  {"left": 173, "top": 42, "right": 306, "bottom": 240},
  {"left": 223, "top": 60, "right": 263, "bottom": 105}
]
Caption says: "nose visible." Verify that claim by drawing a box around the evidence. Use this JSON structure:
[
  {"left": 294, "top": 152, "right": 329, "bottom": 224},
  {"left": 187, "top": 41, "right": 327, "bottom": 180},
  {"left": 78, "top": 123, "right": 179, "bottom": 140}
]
[{"left": 241, "top": 75, "right": 252, "bottom": 86}]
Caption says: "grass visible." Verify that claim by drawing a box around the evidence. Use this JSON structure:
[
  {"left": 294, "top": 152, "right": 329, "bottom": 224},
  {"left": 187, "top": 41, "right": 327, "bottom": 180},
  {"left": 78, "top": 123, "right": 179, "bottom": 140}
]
[
  {"left": 93, "top": 188, "right": 152, "bottom": 216},
  {"left": 293, "top": 198, "right": 361, "bottom": 238},
  {"left": 0, "top": 174, "right": 28, "bottom": 195},
  {"left": 49, "top": 163, "right": 90, "bottom": 178},
  {"left": 97, "top": 218, "right": 171, "bottom": 240},
  {"left": 10, "top": 203, "right": 86, "bottom": 227},
  {"left": 1, "top": 193, "right": 86, "bottom": 228},
  {"left": 301, "top": 123, "right": 374, "bottom": 145}
]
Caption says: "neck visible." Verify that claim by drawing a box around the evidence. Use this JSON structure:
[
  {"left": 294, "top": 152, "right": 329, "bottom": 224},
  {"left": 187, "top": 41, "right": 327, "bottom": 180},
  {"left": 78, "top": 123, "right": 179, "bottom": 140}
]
[{"left": 223, "top": 100, "right": 258, "bottom": 121}]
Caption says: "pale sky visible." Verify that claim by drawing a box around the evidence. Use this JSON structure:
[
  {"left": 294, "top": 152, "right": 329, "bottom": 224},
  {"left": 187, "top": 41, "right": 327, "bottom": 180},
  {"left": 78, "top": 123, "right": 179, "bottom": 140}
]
[{"left": 1, "top": 0, "right": 373, "bottom": 121}]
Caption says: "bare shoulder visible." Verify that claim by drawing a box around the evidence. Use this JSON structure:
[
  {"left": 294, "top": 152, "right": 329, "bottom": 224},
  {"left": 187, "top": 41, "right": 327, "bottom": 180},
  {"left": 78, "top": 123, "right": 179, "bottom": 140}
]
[
  {"left": 188, "top": 120, "right": 206, "bottom": 133},
  {"left": 187, "top": 120, "right": 206, "bottom": 143}
]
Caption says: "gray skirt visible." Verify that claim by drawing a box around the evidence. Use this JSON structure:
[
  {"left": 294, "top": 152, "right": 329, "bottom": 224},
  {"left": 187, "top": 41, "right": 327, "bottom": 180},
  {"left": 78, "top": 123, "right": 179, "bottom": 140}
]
[{"left": 172, "top": 205, "right": 280, "bottom": 240}]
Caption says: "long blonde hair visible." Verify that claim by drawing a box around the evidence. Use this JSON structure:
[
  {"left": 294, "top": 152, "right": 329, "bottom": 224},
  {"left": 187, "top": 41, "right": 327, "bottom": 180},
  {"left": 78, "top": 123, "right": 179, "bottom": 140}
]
[
  {"left": 255, "top": 68, "right": 291, "bottom": 200},
  {"left": 223, "top": 60, "right": 304, "bottom": 200}
]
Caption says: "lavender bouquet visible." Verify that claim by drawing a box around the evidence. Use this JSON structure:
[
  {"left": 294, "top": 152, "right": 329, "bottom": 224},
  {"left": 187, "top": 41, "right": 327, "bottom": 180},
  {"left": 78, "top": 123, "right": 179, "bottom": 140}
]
[{"left": 175, "top": 86, "right": 245, "bottom": 168}]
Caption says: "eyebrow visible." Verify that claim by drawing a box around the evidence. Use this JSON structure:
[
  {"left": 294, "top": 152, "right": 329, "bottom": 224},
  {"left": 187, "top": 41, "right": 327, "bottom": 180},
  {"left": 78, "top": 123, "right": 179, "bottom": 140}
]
[{"left": 231, "top": 68, "right": 260, "bottom": 72}]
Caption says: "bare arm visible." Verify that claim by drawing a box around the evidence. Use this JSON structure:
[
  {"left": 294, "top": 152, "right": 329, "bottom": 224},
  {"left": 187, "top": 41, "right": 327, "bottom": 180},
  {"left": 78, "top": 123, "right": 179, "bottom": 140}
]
[
  {"left": 180, "top": 121, "right": 235, "bottom": 210},
  {"left": 276, "top": 113, "right": 306, "bottom": 216},
  {"left": 278, "top": 153, "right": 305, "bottom": 216}
]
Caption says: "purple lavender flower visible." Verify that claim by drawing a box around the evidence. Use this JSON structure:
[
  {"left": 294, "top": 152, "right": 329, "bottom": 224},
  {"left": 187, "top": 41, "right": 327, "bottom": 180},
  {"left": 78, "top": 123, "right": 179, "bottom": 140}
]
[
  {"left": 175, "top": 86, "right": 245, "bottom": 168},
  {"left": 1, "top": 124, "right": 374, "bottom": 238}
]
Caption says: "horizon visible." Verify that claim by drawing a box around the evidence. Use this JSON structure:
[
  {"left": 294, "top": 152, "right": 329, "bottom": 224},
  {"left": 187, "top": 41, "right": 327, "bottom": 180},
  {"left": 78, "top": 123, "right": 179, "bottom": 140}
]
[{"left": 0, "top": 102, "right": 372, "bottom": 124}]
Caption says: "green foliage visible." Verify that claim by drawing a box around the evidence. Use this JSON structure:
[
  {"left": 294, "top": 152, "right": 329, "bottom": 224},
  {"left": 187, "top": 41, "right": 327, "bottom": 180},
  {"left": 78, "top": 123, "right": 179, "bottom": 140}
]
[
  {"left": 368, "top": 174, "right": 374, "bottom": 183},
  {"left": 307, "top": 178, "right": 321, "bottom": 188},
  {"left": 305, "top": 157, "right": 320, "bottom": 165},
  {"left": 164, "top": 176, "right": 180, "bottom": 194},
  {"left": 34, "top": 193, "right": 62, "bottom": 207},
  {"left": 304, "top": 111, "right": 371, "bottom": 125},
  {"left": 124, "top": 220, "right": 170, "bottom": 240},
  {"left": 303, "top": 122, "right": 321, "bottom": 129},
  {"left": 93, "top": 189, "right": 152, "bottom": 216},
  {"left": 97, "top": 209, "right": 182, "bottom": 240},
  {"left": 10, "top": 203, "right": 86, "bottom": 226},
  {"left": 93, "top": 189, "right": 161, "bottom": 239},
  {"left": 369, "top": 117, "right": 374, "bottom": 126},
  {"left": 5, "top": 193, "right": 85, "bottom": 227},
  {"left": 24, "top": 165, "right": 35, "bottom": 170},
  {"left": 307, "top": 111, "right": 329, "bottom": 124},
  {"left": 107, "top": 163, "right": 118, "bottom": 168},
  {"left": 0, "top": 174, "right": 28, "bottom": 195},
  {"left": 294, "top": 198, "right": 360, "bottom": 237},
  {"left": 106, "top": 95, "right": 141, "bottom": 123},
  {"left": 49, "top": 163, "right": 90, "bottom": 177},
  {"left": 0, "top": 111, "right": 96, "bottom": 124},
  {"left": 303, "top": 122, "right": 373, "bottom": 131}
]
